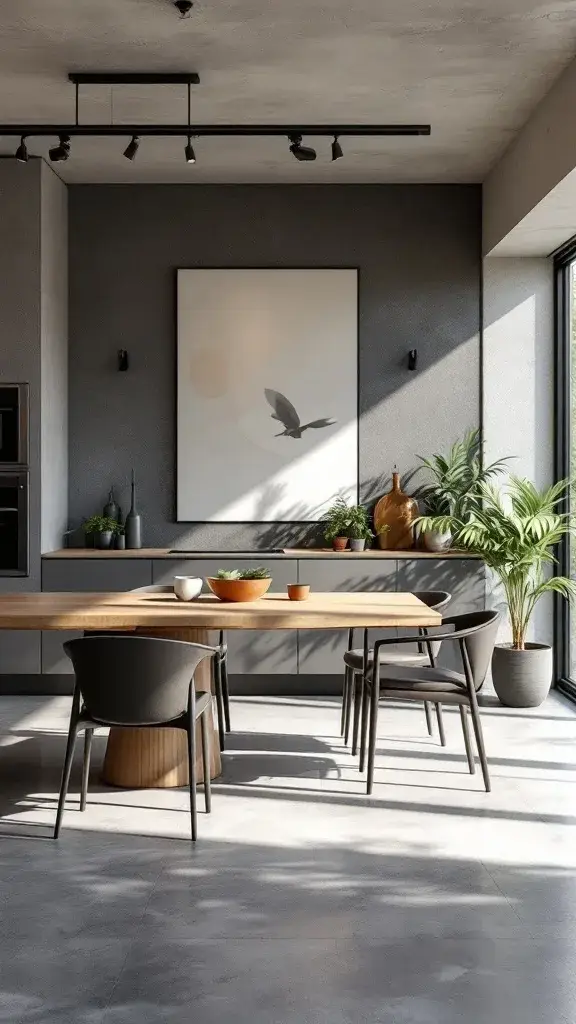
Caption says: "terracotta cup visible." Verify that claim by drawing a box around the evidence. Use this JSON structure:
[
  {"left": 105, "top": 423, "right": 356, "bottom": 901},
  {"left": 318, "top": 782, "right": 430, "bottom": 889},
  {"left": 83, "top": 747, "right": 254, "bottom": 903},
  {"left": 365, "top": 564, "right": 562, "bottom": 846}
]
[{"left": 287, "top": 584, "right": 310, "bottom": 602}]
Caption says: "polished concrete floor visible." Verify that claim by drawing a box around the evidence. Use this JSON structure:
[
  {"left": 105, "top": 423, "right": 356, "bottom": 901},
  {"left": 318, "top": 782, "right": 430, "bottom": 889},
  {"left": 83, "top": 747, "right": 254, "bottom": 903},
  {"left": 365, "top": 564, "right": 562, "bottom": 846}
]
[{"left": 1, "top": 689, "right": 576, "bottom": 1022}]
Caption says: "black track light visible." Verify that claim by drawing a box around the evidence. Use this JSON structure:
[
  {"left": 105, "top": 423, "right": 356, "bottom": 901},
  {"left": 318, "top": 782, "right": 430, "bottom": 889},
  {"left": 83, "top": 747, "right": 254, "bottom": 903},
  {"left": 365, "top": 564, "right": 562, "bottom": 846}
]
[
  {"left": 288, "top": 134, "right": 316, "bottom": 162},
  {"left": 123, "top": 136, "right": 140, "bottom": 161},
  {"left": 185, "top": 136, "right": 196, "bottom": 164},
  {"left": 174, "top": 0, "right": 193, "bottom": 16},
  {"left": 15, "top": 136, "right": 28, "bottom": 163},
  {"left": 331, "top": 135, "right": 343, "bottom": 161},
  {"left": 49, "top": 134, "right": 70, "bottom": 163}
]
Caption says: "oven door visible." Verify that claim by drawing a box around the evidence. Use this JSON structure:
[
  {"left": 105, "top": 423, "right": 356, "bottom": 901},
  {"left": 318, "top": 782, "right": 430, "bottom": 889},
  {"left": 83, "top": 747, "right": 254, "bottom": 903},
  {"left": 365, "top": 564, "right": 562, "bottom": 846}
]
[{"left": 0, "top": 471, "right": 28, "bottom": 575}]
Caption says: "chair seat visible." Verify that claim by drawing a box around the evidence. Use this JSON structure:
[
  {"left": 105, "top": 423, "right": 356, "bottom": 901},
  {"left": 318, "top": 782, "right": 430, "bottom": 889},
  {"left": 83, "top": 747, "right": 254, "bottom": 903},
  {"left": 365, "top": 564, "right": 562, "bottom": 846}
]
[
  {"left": 344, "top": 647, "right": 429, "bottom": 671},
  {"left": 374, "top": 664, "right": 466, "bottom": 695}
]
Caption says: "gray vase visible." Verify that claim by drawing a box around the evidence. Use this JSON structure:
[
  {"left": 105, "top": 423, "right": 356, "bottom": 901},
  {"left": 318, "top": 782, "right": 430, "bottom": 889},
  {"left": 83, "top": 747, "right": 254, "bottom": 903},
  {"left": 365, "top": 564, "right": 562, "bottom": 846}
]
[
  {"left": 492, "top": 643, "right": 553, "bottom": 708},
  {"left": 349, "top": 538, "right": 366, "bottom": 552},
  {"left": 125, "top": 470, "right": 142, "bottom": 549},
  {"left": 423, "top": 529, "right": 452, "bottom": 553},
  {"left": 96, "top": 530, "right": 113, "bottom": 550}
]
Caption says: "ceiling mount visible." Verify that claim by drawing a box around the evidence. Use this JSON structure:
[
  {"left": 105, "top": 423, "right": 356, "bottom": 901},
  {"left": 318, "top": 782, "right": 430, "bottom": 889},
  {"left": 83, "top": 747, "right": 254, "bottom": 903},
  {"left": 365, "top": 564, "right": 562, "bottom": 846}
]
[{"left": 174, "top": 0, "right": 193, "bottom": 16}]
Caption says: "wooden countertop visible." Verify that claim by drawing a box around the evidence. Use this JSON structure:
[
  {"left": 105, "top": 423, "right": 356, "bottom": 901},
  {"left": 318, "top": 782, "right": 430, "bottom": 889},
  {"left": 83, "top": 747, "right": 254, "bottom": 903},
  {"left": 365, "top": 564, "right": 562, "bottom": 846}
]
[
  {"left": 42, "top": 547, "right": 479, "bottom": 560},
  {"left": 0, "top": 591, "right": 441, "bottom": 631}
]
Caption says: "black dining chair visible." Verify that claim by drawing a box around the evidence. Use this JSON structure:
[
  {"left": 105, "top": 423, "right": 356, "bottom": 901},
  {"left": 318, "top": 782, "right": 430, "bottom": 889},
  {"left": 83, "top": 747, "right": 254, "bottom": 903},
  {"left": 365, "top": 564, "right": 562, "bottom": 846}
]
[
  {"left": 131, "top": 585, "right": 231, "bottom": 751},
  {"left": 341, "top": 591, "right": 452, "bottom": 753},
  {"left": 358, "top": 609, "right": 500, "bottom": 795},
  {"left": 54, "top": 634, "right": 217, "bottom": 842}
]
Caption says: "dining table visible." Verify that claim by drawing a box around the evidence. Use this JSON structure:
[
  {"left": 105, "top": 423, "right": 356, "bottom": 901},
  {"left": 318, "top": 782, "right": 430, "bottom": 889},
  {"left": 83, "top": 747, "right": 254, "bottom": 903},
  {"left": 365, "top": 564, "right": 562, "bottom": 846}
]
[{"left": 0, "top": 590, "right": 441, "bottom": 788}]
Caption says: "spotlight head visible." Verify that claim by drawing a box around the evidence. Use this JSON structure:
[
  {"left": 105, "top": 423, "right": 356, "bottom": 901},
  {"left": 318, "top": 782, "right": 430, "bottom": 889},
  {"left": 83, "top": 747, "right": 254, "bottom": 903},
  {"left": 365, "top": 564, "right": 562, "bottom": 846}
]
[
  {"left": 331, "top": 135, "right": 343, "bottom": 162},
  {"left": 185, "top": 136, "right": 196, "bottom": 164},
  {"left": 174, "top": 0, "right": 193, "bottom": 16},
  {"left": 123, "top": 136, "right": 140, "bottom": 162},
  {"left": 49, "top": 135, "right": 70, "bottom": 163},
  {"left": 15, "top": 136, "right": 28, "bottom": 164},
  {"left": 288, "top": 134, "right": 317, "bottom": 162}
]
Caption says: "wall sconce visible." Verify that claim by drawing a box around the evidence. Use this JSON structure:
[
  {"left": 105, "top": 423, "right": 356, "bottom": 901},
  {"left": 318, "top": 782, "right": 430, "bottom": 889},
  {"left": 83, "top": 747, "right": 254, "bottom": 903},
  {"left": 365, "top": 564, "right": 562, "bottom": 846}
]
[
  {"left": 118, "top": 349, "right": 129, "bottom": 372},
  {"left": 407, "top": 349, "right": 418, "bottom": 371}
]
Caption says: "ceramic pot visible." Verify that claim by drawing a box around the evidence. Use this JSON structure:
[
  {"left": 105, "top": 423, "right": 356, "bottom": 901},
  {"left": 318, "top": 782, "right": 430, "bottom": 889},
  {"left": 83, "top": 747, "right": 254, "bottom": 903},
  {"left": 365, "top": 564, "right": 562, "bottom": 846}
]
[
  {"left": 115, "top": 534, "right": 126, "bottom": 550},
  {"left": 373, "top": 470, "right": 418, "bottom": 550},
  {"left": 173, "top": 576, "right": 203, "bottom": 602},
  {"left": 349, "top": 538, "right": 366, "bottom": 552},
  {"left": 287, "top": 584, "right": 310, "bottom": 601},
  {"left": 95, "top": 530, "right": 113, "bottom": 550},
  {"left": 332, "top": 537, "right": 349, "bottom": 551},
  {"left": 492, "top": 643, "right": 553, "bottom": 708},
  {"left": 206, "top": 577, "right": 272, "bottom": 603},
  {"left": 423, "top": 529, "right": 452, "bottom": 553}
]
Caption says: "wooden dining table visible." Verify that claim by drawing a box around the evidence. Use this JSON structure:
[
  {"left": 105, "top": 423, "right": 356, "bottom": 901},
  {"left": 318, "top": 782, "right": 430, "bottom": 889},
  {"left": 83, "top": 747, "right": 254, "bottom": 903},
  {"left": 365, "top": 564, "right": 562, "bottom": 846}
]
[{"left": 0, "top": 591, "right": 441, "bottom": 788}]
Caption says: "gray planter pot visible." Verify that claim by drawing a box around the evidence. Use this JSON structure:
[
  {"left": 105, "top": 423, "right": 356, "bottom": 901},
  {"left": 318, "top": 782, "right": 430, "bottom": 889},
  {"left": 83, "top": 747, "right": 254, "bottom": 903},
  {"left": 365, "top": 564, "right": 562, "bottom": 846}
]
[
  {"left": 95, "top": 530, "right": 113, "bottom": 550},
  {"left": 349, "top": 538, "right": 366, "bottom": 552},
  {"left": 492, "top": 643, "right": 553, "bottom": 708},
  {"left": 423, "top": 529, "right": 452, "bottom": 553}
]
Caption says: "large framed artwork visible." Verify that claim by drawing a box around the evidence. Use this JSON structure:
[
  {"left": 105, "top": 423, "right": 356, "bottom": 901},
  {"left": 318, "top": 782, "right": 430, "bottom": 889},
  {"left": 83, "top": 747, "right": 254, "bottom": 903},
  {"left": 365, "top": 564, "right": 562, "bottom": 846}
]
[{"left": 177, "top": 268, "right": 358, "bottom": 522}]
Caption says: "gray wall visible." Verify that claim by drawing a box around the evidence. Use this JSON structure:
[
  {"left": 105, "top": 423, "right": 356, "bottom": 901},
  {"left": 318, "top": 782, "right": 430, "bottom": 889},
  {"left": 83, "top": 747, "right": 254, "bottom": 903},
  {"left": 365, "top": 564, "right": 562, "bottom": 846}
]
[{"left": 68, "top": 184, "right": 481, "bottom": 549}]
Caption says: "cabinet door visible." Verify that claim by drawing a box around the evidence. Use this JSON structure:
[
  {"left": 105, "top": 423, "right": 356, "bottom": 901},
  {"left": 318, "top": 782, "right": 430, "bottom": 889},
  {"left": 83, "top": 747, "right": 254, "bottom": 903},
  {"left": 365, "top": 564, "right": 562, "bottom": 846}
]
[
  {"left": 297, "top": 559, "right": 397, "bottom": 674},
  {"left": 396, "top": 559, "right": 485, "bottom": 673},
  {"left": 152, "top": 559, "right": 298, "bottom": 674},
  {"left": 41, "top": 558, "right": 153, "bottom": 674}
]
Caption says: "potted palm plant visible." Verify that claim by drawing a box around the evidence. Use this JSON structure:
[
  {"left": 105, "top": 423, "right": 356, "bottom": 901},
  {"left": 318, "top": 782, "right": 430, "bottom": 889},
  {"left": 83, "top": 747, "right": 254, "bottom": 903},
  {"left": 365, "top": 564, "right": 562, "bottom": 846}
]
[
  {"left": 417, "top": 476, "right": 576, "bottom": 707},
  {"left": 416, "top": 429, "right": 509, "bottom": 551}
]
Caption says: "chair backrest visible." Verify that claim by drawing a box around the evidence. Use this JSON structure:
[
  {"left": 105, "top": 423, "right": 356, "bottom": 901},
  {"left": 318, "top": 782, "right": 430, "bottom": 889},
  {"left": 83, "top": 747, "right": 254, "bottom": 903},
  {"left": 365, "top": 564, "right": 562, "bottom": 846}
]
[
  {"left": 64, "top": 635, "right": 214, "bottom": 726},
  {"left": 415, "top": 591, "right": 451, "bottom": 659},
  {"left": 449, "top": 610, "right": 500, "bottom": 690}
]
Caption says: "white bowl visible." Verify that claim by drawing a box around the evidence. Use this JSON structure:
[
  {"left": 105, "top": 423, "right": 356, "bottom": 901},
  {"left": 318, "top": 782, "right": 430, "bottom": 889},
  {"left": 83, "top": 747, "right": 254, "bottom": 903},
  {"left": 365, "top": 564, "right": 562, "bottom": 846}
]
[{"left": 173, "top": 576, "right": 203, "bottom": 602}]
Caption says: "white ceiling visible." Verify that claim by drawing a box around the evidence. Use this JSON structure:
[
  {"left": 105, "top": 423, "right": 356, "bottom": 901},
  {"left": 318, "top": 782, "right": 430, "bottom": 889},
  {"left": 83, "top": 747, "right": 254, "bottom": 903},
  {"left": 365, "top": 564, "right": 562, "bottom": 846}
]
[{"left": 1, "top": 0, "right": 576, "bottom": 183}]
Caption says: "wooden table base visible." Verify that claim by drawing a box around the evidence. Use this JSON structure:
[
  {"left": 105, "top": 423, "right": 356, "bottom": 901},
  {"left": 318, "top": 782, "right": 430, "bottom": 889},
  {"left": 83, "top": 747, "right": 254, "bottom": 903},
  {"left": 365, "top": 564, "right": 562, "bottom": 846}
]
[{"left": 101, "top": 627, "right": 222, "bottom": 788}]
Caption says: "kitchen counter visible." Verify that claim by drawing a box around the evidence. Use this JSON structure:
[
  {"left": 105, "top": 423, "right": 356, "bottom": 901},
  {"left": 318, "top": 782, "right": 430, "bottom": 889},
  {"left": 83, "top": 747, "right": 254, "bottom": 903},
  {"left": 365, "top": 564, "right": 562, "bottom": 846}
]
[{"left": 42, "top": 547, "right": 480, "bottom": 560}]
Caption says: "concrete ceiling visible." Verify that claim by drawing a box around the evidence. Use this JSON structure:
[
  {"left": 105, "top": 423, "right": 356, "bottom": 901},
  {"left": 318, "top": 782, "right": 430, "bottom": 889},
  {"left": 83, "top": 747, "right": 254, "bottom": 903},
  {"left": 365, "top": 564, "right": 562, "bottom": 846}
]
[{"left": 1, "top": 0, "right": 576, "bottom": 183}]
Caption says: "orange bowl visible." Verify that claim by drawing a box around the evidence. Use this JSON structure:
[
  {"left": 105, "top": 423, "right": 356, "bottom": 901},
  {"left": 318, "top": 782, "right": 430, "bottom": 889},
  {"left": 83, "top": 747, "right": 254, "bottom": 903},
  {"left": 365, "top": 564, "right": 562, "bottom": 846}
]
[{"left": 206, "top": 577, "right": 272, "bottom": 602}]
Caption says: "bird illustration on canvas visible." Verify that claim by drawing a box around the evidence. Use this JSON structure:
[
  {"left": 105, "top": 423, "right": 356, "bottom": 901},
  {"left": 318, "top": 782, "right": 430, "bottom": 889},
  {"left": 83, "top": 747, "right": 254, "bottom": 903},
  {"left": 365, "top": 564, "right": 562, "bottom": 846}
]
[{"left": 264, "top": 388, "right": 337, "bottom": 439}]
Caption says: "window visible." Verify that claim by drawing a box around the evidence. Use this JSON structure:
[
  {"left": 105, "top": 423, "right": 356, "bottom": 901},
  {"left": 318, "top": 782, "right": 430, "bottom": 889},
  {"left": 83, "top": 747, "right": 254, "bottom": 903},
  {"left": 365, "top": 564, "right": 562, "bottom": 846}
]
[{"left": 555, "top": 247, "right": 576, "bottom": 698}]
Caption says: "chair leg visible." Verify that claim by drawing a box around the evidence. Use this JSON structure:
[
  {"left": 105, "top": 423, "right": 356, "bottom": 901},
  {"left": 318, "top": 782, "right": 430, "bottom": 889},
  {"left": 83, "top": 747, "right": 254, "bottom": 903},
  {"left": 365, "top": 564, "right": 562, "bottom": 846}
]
[
  {"left": 424, "top": 701, "right": 433, "bottom": 736},
  {"left": 187, "top": 718, "right": 198, "bottom": 842},
  {"left": 351, "top": 670, "right": 363, "bottom": 756},
  {"left": 366, "top": 677, "right": 380, "bottom": 795},
  {"left": 469, "top": 694, "right": 491, "bottom": 793},
  {"left": 80, "top": 728, "right": 93, "bottom": 812},
  {"left": 435, "top": 703, "right": 446, "bottom": 747},
  {"left": 54, "top": 721, "right": 79, "bottom": 839},
  {"left": 221, "top": 654, "right": 231, "bottom": 734},
  {"left": 343, "top": 667, "right": 353, "bottom": 745},
  {"left": 200, "top": 710, "right": 212, "bottom": 814},
  {"left": 359, "top": 673, "right": 371, "bottom": 773},
  {"left": 459, "top": 706, "right": 476, "bottom": 775},
  {"left": 340, "top": 668, "right": 349, "bottom": 736},
  {"left": 213, "top": 656, "right": 226, "bottom": 753}
]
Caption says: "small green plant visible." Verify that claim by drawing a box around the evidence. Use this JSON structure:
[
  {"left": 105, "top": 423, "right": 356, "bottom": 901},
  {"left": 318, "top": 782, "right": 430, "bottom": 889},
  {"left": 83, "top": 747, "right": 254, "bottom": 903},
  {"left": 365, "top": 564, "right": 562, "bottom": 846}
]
[
  {"left": 346, "top": 505, "right": 373, "bottom": 541},
  {"left": 84, "top": 515, "right": 120, "bottom": 535},
  {"left": 322, "top": 498, "right": 373, "bottom": 542},
  {"left": 216, "top": 567, "right": 271, "bottom": 581}
]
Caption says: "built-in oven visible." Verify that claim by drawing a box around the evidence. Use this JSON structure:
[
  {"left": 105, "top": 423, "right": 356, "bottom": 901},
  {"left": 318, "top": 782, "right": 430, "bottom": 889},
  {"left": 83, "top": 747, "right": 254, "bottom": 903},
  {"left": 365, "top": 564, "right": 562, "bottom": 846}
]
[
  {"left": 0, "top": 383, "right": 28, "bottom": 466},
  {"left": 0, "top": 470, "right": 28, "bottom": 576}
]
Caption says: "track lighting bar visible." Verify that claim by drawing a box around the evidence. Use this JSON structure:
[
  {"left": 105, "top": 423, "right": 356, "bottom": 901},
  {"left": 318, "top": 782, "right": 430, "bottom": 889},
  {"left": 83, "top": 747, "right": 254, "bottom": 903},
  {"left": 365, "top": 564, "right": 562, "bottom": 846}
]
[
  {"left": 0, "top": 123, "right": 430, "bottom": 138},
  {"left": 67, "top": 72, "right": 201, "bottom": 86}
]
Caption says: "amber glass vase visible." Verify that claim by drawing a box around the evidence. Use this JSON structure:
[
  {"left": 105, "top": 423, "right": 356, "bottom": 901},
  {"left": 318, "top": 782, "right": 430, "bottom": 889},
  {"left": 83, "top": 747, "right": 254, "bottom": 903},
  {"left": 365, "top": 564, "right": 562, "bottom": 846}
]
[{"left": 373, "top": 470, "right": 418, "bottom": 550}]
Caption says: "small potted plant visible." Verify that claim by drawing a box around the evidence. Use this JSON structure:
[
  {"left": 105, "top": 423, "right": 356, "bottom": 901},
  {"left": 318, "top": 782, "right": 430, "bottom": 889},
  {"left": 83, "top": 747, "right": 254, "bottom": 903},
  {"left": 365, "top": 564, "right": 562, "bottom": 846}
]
[
  {"left": 115, "top": 524, "right": 126, "bottom": 550},
  {"left": 418, "top": 476, "right": 576, "bottom": 707},
  {"left": 347, "top": 505, "right": 373, "bottom": 552},
  {"left": 206, "top": 567, "right": 273, "bottom": 602},
  {"left": 84, "top": 515, "right": 120, "bottom": 550},
  {"left": 376, "top": 523, "right": 390, "bottom": 550},
  {"left": 322, "top": 497, "right": 353, "bottom": 551}
]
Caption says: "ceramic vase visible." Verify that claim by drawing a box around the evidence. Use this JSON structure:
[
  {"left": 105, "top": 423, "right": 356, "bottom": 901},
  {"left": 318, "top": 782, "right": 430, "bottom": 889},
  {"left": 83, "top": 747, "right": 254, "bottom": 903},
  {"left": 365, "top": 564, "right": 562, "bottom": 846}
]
[
  {"left": 373, "top": 469, "right": 418, "bottom": 550},
  {"left": 125, "top": 470, "right": 142, "bottom": 549}
]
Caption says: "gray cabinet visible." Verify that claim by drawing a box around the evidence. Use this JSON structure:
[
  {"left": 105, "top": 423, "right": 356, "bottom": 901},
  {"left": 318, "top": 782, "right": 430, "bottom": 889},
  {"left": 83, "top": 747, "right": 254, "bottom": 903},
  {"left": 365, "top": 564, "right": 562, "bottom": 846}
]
[
  {"left": 41, "top": 559, "right": 153, "bottom": 674},
  {"left": 396, "top": 559, "right": 485, "bottom": 673},
  {"left": 152, "top": 559, "right": 298, "bottom": 675},
  {"left": 297, "top": 559, "right": 397, "bottom": 674}
]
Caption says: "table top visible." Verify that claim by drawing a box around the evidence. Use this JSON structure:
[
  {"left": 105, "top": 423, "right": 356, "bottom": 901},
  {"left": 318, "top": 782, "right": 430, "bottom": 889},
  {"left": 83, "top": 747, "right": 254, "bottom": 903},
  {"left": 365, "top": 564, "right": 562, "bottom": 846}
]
[{"left": 0, "top": 591, "right": 441, "bottom": 631}]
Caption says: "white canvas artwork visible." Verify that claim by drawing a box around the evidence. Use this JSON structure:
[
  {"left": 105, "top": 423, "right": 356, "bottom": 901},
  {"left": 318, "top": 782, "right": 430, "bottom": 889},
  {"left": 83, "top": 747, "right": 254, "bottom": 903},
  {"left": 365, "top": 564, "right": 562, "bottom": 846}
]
[{"left": 177, "top": 269, "right": 358, "bottom": 522}]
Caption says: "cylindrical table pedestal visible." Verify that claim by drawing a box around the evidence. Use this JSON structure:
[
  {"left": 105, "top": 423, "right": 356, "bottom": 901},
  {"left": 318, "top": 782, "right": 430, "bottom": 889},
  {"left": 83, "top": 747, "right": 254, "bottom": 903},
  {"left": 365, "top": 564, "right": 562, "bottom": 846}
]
[{"left": 102, "top": 627, "right": 222, "bottom": 788}]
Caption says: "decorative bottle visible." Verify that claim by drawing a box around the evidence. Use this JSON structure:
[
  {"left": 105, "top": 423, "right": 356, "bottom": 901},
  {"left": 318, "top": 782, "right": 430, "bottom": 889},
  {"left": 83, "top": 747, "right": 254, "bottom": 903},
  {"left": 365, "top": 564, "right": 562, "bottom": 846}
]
[
  {"left": 125, "top": 470, "right": 142, "bottom": 550},
  {"left": 103, "top": 487, "right": 121, "bottom": 524},
  {"left": 373, "top": 467, "right": 418, "bottom": 550}
]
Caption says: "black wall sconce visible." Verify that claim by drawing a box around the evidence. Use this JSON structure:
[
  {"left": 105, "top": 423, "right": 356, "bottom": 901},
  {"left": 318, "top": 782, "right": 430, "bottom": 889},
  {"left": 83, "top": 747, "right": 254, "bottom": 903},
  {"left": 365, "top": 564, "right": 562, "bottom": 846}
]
[
  {"left": 118, "top": 349, "right": 129, "bottom": 372},
  {"left": 407, "top": 349, "right": 418, "bottom": 371}
]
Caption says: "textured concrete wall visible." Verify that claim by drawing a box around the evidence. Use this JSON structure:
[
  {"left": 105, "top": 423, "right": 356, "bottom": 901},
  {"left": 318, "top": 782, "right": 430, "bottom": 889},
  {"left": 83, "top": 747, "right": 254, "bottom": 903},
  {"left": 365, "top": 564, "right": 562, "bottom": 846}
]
[{"left": 68, "top": 184, "right": 481, "bottom": 548}]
